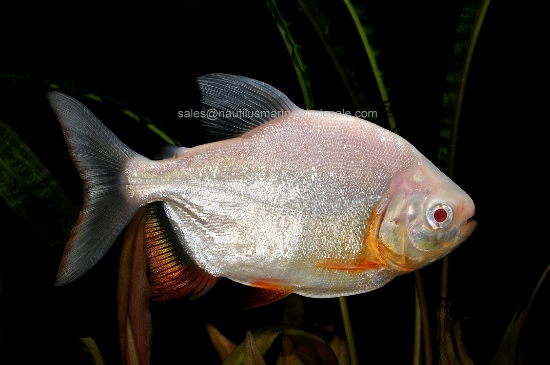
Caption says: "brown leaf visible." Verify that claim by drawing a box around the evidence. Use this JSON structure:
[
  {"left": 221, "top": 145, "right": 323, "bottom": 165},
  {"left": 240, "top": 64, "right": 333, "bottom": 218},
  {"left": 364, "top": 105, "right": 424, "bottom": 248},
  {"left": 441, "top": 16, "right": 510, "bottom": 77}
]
[
  {"left": 327, "top": 334, "right": 349, "bottom": 365},
  {"left": 244, "top": 332, "right": 267, "bottom": 365},
  {"left": 279, "top": 335, "right": 305, "bottom": 365},
  {"left": 117, "top": 208, "right": 152, "bottom": 365},
  {"left": 278, "top": 294, "right": 308, "bottom": 365},
  {"left": 489, "top": 263, "right": 550, "bottom": 365},
  {"left": 454, "top": 321, "right": 473, "bottom": 365},
  {"left": 206, "top": 323, "right": 237, "bottom": 361},
  {"left": 287, "top": 334, "right": 339, "bottom": 365},
  {"left": 437, "top": 300, "right": 473, "bottom": 365},
  {"left": 223, "top": 324, "right": 337, "bottom": 365}
]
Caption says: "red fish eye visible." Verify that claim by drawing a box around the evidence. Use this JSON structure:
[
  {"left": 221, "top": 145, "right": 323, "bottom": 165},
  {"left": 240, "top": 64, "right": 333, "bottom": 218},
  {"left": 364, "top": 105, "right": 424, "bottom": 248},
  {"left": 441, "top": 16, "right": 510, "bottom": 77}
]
[
  {"left": 433, "top": 208, "right": 448, "bottom": 223},
  {"left": 426, "top": 203, "right": 453, "bottom": 230}
]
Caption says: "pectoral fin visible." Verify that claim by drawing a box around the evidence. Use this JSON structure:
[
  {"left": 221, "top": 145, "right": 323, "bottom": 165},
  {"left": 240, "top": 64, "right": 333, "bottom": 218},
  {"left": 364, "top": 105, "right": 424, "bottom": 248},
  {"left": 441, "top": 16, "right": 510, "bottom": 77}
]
[
  {"left": 318, "top": 258, "right": 381, "bottom": 272},
  {"left": 146, "top": 202, "right": 218, "bottom": 301}
]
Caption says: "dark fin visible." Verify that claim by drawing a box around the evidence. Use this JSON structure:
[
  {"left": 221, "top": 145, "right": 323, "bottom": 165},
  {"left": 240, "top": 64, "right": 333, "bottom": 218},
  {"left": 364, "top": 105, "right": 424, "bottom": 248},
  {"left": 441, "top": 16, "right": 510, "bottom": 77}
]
[
  {"left": 317, "top": 258, "right": 381, "bottom": 272},
  {"left": 145, "top": 201, "right": 218, "bottom": 301},
  {"left": 48, "top": 92, "right": 143, "bottom": 285},
  {"left": 155, "top": 145, "right": 189, "bottom": 160},
  {"left": 243, "top": 281, "right": 295, "bottom": 309},
  {"left": 196, "top": 73, "right": 301, "bottom": 140}
]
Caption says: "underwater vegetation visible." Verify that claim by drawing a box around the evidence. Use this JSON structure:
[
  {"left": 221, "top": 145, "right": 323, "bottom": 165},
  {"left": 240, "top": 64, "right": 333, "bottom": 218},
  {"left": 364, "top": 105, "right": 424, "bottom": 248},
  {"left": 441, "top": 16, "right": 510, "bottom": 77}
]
[{"left": 0, "top": 0, "right": 548, "bottom": 364}]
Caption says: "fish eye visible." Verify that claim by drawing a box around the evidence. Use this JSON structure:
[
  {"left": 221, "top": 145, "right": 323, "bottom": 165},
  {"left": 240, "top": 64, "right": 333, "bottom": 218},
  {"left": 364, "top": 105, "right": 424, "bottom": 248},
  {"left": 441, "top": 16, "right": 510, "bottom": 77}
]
[{"left": 426, "top": 203, "right": 453, "bottom": 230}]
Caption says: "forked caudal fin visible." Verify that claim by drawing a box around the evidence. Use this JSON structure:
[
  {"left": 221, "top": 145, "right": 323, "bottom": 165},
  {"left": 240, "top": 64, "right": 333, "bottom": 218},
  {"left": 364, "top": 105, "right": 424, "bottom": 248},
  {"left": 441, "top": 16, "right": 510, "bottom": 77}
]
[{"left": 48, "top": 92, "right": 143, "bottom": 285}]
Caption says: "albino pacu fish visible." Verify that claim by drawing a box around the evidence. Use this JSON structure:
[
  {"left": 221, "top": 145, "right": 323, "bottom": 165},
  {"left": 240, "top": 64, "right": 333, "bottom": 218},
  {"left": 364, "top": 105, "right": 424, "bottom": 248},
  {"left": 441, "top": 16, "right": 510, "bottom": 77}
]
[{"left": 49, "top": 74, "right": 476, "bottom": 306}]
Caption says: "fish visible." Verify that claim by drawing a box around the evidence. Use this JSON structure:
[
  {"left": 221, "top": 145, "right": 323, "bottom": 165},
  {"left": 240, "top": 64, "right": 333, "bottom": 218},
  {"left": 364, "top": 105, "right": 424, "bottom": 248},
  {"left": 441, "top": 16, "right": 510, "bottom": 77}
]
[{"left": 48, "top": 74, "right": 476, "bottom": 306}]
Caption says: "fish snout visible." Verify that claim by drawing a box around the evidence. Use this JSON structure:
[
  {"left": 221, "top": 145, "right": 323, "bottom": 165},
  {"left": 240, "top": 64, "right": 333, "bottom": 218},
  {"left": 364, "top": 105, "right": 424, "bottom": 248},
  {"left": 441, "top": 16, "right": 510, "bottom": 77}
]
[{"left": 457, "top": 198, "right": 476, "bottom": 241}]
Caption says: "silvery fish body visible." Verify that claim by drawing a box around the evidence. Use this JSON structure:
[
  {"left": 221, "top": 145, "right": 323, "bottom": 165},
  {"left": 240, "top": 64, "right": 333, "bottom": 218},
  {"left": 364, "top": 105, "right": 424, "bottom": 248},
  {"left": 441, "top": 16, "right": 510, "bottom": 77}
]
[{"left": 49, "top": 74, "right": 476, "bottom": 304}]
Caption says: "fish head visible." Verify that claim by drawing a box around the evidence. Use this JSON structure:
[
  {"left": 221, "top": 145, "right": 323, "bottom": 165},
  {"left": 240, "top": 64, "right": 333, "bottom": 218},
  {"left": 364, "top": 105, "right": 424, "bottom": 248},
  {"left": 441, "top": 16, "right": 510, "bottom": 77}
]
[{"left": 375, "top": 154, "right": 476, "bottom": 271}]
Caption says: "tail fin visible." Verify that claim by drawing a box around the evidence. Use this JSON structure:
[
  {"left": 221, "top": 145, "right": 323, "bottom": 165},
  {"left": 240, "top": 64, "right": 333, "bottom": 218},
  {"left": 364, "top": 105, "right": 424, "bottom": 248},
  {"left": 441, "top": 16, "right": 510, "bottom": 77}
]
[{"left": 48, "top": 92, "right": 143, "bottom": 285}]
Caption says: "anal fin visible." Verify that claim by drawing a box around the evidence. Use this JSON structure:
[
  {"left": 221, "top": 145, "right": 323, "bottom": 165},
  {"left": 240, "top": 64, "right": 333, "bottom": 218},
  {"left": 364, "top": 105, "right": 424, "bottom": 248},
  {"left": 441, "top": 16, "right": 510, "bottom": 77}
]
[
  {"left": 243, "top": 281, "right": 295, "bottom": 309},
  {"left": 145, "top": 202, "right": 218, "bottom": 301}
]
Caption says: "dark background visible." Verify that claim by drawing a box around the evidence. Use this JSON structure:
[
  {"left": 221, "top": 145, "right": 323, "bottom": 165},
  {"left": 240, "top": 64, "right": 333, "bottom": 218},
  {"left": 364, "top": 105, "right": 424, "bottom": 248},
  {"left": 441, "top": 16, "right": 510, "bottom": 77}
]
[{"left": 0, "top": 0, "right": 548, "bottom": 364}]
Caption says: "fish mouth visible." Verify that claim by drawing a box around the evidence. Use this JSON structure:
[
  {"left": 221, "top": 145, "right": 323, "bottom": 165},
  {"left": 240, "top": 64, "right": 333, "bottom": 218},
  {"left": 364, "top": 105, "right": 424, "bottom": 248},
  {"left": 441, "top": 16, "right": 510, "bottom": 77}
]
[
  {"left": 459, "top": 196, "right": 476, "bottom": 239},
  {"left": 460, "top": 215, "right": 477, "bottom": 240}
]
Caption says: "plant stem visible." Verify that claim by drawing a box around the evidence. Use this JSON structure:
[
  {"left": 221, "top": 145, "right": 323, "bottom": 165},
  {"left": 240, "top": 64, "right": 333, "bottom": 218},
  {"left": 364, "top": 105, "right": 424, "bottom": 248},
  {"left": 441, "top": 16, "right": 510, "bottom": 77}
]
[
  {"left": 414, "top": 271, "right": 433, "bottom": 365},
  {"left": 339, "top": 296, "right": 359, "bottom": 365},
  {"left": 413, "top": 288, "right": 422, "bottom": 365},
  {"left": 440, "top": 256, "right": 450, "bottom": 300}
]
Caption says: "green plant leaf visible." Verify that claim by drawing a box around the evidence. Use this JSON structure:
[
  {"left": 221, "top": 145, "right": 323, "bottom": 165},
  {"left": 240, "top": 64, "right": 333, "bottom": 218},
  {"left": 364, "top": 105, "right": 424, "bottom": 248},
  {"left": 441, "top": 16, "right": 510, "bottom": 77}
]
[
  {"left": 278, "top": 295, "right": 306, "bottom": 364},
  {"left": 439, "top": 0, "right": 491, "bottom": 176},
  {"left": 342, "top": 0, "right": 397, "bottom": 132},
  {"left": 279, "top": 335, "right": 305, "bottom": 365},
  {"left": 327, "top": 334, "right": 348, "bottom": 365},
  {"left": 207, "top": 323, "right": 237, "bottom": 362},
  {"left": 223, "top": 324, "right": 337, "bottom": 365},
  {"left": 266, "top": 0, "right": 315, "bottom": 109},
  {"left": 279, "top": 295, "right": 348, "bottom": 365},
  {"left": 245, "top": 331, "right": 267, "bottom": 365},
  {"left": 283, "top": 294, "right": 305, "bottom": 328},
  {"left": 437, "top": 301, "right": 473, "bottom": 365},
  {"left": 295, "top": 0, "right": 365, "bottom": 112},
  {"left": 437, "top": 0, "right": 491, "bottom": 338},
  {"left": 80, "top": 337, "right": 106, "bottom": 365},
  {"left": 0, "top": 119, "right": 76, "bottom": 253},
  {"left": 122, "top": 109, "right": 176, "bottom": 145},
  {"left": 285, "top": 333, "right": 339, "bottom": 365},
  {"left": 489, "top": 263, "right": 550, "bottom": 365},
  {"left": 1, "top": 73, "right": 180, "bottom": 145}
]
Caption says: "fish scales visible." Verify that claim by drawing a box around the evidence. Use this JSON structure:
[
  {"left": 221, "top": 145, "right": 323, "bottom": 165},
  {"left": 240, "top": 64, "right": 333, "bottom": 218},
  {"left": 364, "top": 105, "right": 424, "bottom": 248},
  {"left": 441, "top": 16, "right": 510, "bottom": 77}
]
[{"left": 125, "top": 112, "right": 419, "bottom": 297}]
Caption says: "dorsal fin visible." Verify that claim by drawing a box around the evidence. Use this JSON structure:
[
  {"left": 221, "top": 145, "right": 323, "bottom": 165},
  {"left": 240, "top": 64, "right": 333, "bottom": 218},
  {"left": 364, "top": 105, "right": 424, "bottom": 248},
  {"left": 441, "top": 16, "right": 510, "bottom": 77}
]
[
  {"left": 145, "top": 202, "right": 218, "bottom": 301},
  {"left": 196, "top": 73, "right": 301, "bottom": 140}
]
